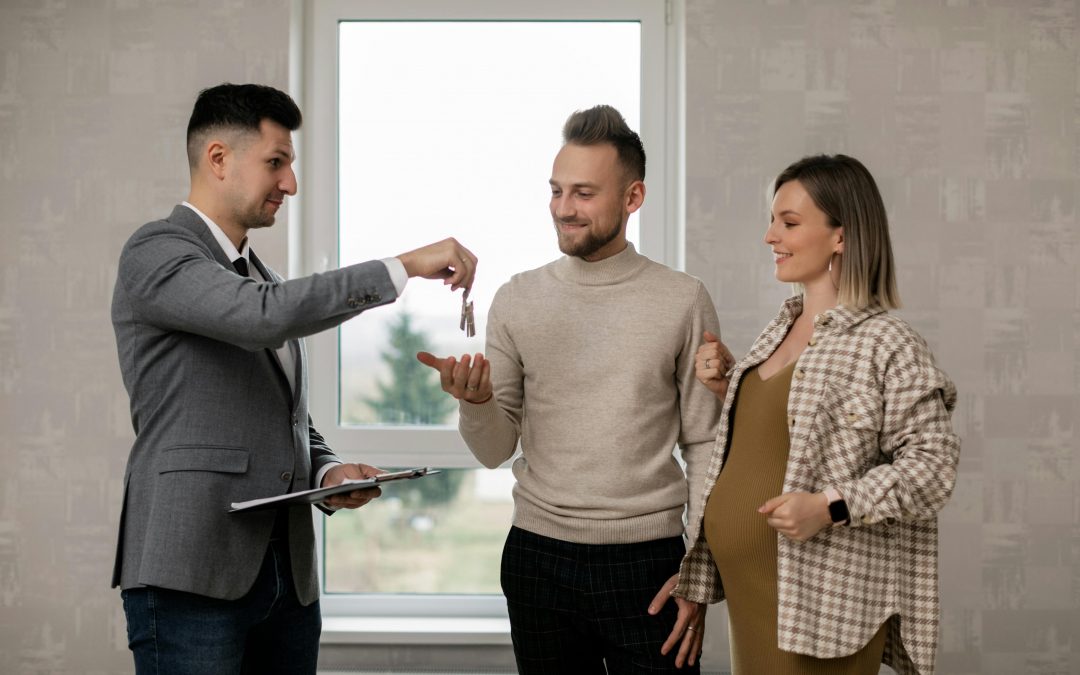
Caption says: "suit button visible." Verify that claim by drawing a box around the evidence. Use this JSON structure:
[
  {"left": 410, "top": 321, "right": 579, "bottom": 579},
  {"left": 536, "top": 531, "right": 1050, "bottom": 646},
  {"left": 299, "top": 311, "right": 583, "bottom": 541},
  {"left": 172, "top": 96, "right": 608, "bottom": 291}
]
[
  {"left": 808, "top": 337, "right": 817, "bottom": 347},
  {"left": 292, "top": 415, "right": 298, "bottom": 426},
  {"left": 280, "top": 471, "right": 292, "bottom": 482},
  {"left": 795, "top": 368, "right": 805, "bottom": 379},
  {"left": 788, "top": 415, "right": 796, "bottom": 427}
]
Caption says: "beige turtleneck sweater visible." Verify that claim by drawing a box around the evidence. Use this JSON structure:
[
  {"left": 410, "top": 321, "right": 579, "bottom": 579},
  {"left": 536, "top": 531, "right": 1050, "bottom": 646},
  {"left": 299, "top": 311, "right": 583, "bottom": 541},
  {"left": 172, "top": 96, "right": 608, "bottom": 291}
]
[{"left": 458, "top": 243, "right": 722, "bottom": 544}]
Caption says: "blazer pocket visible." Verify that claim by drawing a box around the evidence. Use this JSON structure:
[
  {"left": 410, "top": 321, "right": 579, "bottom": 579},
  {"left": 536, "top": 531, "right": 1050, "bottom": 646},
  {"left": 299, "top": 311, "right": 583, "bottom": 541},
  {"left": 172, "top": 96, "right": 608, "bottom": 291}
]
[{"left": 158, "top": 445, "right": 250, "bottom": 474}]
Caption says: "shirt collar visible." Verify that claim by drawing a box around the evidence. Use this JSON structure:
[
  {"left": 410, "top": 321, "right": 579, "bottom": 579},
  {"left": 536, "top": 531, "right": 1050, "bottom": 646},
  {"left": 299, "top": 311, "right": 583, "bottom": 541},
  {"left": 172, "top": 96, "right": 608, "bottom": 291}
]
[
  {"left": 181, "top": 201, "right": 249, "bottom": 264},
  {"left": 780, "top": 294, "right": 887, "bottom": 333}
]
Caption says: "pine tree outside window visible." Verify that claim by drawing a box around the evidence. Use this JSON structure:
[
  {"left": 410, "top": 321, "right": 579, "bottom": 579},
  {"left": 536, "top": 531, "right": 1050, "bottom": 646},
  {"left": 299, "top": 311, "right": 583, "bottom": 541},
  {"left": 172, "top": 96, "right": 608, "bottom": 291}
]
[{"left": 361, "top": 313, "right": 455, "bottom": 426}]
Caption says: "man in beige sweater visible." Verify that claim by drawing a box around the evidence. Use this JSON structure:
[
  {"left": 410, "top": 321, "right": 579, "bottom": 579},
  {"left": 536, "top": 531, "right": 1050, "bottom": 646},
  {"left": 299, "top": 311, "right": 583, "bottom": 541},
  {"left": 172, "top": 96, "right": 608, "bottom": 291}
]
[{"left": 418, "top": 106, "right": 729, "bottom": 674}]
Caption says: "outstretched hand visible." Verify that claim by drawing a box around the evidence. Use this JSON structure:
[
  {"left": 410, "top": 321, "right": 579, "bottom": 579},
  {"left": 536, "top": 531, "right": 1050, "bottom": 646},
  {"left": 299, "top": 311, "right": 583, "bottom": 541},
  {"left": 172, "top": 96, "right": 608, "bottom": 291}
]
[
  {"left": 395, "top": 238, "right": 477, "bottom": 291},
  {"left": 417, "top": 351, "right": 493, "bottom": 404},
  {"left": 649, "top": 573, "right": 706, "bottom": 668},
  {"left": 695, "top": 330, "right": 735, "bottom": 401}
]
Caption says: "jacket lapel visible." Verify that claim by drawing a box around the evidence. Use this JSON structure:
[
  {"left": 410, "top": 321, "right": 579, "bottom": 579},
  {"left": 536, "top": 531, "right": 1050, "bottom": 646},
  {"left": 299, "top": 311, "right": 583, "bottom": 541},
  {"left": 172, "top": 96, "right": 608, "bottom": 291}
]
[
  {"left": 248, "top": 250, "right": 301, "bottom": 407},
  {"left": 171, "top": 204, "right": 298, "bottom": 407}
]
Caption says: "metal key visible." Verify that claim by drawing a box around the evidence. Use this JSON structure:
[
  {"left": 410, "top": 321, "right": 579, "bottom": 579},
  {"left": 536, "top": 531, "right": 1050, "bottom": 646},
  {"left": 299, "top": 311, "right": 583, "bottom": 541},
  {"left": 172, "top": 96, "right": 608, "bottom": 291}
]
[
  {"left": 460, "top": 288, "right": 475, "bottom": 337},
  {"left": 459, "top": 288, "right": 467, "bottom": 330}
]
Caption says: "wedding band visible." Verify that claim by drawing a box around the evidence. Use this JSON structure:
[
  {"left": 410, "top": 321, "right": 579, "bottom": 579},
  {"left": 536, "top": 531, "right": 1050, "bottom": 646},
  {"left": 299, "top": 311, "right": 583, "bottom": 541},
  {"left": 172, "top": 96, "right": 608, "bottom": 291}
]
[
  {"left": 704, "top": 359, "right": 711, "bottom": 369},
  {"left": 466, "top": 385, "right": 479, "bottom": 391},
  {"left": 687, "top": 626, "right": 698, "bottom": 633}
]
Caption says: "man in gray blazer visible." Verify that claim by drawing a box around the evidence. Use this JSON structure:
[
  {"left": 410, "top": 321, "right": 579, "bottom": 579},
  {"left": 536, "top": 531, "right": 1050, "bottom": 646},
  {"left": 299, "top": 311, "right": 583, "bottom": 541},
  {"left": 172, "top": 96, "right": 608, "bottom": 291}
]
[{"left": 111, "top": 83, "right": 477, "bottom": 674}]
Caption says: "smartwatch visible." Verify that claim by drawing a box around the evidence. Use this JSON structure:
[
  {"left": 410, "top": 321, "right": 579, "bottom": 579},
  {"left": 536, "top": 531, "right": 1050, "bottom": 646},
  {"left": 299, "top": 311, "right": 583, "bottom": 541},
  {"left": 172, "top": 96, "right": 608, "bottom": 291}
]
[{"left": 823, "top": 487, "right": 850, "bottom": 526}]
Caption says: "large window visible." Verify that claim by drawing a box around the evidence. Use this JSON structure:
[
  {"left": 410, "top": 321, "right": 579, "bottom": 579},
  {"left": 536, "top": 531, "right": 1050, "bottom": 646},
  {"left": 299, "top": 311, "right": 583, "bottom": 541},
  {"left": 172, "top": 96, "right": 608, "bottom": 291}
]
[
  {"left": 337, "top": 20, "right": 641, "bottom": 432},
  {"left": 302, "top": 0, "right": 679, "bottom": 616}
]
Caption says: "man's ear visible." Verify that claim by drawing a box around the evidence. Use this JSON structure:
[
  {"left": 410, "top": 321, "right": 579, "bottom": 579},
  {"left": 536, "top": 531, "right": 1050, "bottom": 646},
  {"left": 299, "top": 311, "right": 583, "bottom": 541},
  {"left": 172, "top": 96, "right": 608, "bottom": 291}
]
[
  {"left": 206, "top": 140, "right": 230, "bottom": 181},
  {"left": 625, "top": 180, "right": 646, "bottom": 215}
]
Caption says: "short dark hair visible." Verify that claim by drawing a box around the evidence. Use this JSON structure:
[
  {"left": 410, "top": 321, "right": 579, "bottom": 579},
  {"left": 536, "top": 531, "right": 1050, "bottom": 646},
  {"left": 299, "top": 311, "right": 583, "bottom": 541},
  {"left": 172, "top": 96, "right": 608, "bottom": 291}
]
[
  {"left": 562, "top": 105, "right": 646, "bottom": 182},
  {"left": 774, "top": 154, "right": 900, "bottom": 310},
  {"left": 186, "top": 83, "right": 302, "bottom": 167}
]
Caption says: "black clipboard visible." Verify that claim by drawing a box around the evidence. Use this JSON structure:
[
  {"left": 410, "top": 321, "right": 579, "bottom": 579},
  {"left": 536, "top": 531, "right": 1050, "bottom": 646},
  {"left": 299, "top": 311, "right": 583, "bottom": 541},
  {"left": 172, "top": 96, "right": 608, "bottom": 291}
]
[{"left": 227, "top": 467, "right": 440, "bottom": 512}]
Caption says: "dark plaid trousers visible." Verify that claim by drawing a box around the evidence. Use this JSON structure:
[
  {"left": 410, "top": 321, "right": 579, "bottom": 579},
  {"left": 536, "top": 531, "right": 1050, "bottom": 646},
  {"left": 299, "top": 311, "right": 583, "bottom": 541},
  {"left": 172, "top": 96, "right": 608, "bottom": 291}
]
[{"left": 501, "top": 526, "right": 699, "bottom": 675}]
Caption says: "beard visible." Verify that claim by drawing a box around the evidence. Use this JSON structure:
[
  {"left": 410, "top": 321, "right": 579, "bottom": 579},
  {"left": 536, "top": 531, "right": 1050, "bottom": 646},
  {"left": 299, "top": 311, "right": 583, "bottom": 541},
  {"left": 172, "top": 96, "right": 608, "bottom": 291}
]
[
  {"left": 555, "top": 217, "right": 624, "bottom": 259},
  {"left": 232, "top": 196, "right": 279, "bottom": 231}
]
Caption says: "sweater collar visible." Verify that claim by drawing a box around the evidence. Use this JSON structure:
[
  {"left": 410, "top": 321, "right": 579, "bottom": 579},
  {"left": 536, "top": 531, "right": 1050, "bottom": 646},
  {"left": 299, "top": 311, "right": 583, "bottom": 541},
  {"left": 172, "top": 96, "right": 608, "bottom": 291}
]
[{"left": 552, "top": 241, "right": 649, "bottom": 286}]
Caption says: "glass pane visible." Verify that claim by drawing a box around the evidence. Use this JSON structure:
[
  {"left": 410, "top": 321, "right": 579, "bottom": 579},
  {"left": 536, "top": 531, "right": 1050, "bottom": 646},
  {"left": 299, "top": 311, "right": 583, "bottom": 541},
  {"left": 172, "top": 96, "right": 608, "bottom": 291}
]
[
  {"left": 338, "top": 21, "right": 641, "bottom": 426},
  {"left": 324, "top": 467, "right": 515, "bottom": 594}
]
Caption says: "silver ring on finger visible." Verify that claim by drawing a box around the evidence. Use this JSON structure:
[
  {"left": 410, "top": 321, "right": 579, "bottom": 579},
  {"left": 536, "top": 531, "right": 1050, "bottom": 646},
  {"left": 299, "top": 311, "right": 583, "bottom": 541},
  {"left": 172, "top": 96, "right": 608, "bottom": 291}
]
[
  {"left": 704, "top": 359, "right": 711, "bottom": 369},
  {"left": 466, "top": 385, "right": 479, "bottom": 391},
  {"left": 687, "top": 626, "right": 698, "bottom": 633}
]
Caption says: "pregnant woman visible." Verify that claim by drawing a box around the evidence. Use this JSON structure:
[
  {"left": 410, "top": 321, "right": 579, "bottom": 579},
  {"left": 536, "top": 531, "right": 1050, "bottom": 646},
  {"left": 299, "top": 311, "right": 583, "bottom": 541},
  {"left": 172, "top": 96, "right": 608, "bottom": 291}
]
[{"left": 675, "top": 154, "right": 960, "bottom": 675}]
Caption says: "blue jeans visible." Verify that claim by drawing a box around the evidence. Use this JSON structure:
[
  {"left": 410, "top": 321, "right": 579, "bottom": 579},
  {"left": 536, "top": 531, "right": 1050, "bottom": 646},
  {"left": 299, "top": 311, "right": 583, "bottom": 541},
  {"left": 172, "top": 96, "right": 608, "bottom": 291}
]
[{"left": 121, "top": 538, "right": 321, "bottom": 675}]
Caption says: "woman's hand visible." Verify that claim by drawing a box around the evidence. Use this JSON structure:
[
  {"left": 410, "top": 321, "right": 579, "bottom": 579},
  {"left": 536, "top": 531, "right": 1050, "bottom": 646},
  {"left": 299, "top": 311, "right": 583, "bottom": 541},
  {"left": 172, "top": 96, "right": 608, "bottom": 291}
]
[
  {"left": 695, "top": 331, "right": 735, "bottom": 401},
  {"left": 759, "top": 491, "right": 833, "bottom": 542},
  {"left": 649, "top": 573, "right": 706, "bottom": 668}
]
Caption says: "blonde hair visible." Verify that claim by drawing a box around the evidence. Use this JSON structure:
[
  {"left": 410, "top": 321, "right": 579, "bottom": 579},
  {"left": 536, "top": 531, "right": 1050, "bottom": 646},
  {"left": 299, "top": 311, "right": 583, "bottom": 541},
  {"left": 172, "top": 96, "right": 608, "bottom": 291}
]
[{"left": 773, "top": 154, "right": 900, "bottom": 310}]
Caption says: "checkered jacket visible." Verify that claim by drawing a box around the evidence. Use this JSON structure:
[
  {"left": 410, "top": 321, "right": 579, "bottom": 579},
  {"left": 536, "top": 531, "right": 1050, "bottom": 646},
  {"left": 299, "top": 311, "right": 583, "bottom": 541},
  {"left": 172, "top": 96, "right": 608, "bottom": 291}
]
[{"left": 674, "top": 295, "right": 959, "bottom": 675}]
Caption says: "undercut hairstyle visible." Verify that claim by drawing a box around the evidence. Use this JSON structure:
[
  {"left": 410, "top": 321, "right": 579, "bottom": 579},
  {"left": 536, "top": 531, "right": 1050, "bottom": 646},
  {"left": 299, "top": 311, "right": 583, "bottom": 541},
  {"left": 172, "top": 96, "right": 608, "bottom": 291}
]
[
  {"left": 186, "top": 83, "right": 302, "bottom": 168},
  {"left": 774, "top": 154, "right": 901, "bottom": 310},
  {"left": 562, "top": 105, "right": 646, "bottom": 183}
]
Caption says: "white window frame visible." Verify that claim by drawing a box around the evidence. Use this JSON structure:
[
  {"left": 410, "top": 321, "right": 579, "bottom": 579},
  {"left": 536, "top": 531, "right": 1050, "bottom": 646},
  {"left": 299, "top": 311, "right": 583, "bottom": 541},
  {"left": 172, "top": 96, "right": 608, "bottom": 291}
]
[{"left": 295, "top": 0, "right": 684, "bottom": 620}]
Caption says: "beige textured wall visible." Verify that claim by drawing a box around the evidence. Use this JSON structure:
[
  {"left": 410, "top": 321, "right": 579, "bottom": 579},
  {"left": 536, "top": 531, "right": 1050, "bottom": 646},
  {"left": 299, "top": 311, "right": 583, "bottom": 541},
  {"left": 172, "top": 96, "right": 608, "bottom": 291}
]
[
  {"left": 0, "top": 1, "right": 1076, "bottom": 674},
  {"left": 685, "top": 1, "right": 1079, "bottom": 674},
  {"left": 0, "top": 1, "right": 291, "bottom": 673}
]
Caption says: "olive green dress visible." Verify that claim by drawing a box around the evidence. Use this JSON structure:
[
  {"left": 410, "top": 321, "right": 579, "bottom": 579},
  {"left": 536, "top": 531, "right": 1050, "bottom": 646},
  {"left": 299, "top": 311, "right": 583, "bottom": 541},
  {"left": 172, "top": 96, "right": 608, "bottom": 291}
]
[{"left": 703, "top": 362, "right": 886, "bottom": 674}]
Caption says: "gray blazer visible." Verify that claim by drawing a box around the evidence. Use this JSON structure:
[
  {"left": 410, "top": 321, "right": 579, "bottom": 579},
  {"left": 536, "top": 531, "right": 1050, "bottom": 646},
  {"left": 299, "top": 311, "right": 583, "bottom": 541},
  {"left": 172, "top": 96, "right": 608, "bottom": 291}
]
[{"left": 111, "top": 204, "right": 397, "bottom": 604}]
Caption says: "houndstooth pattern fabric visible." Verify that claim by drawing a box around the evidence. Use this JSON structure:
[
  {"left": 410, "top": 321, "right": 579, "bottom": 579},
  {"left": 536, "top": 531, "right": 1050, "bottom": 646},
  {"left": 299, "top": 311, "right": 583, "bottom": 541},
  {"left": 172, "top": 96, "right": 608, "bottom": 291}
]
[{"left": 674, "top": 295, "right": 959, "bottom": 675}]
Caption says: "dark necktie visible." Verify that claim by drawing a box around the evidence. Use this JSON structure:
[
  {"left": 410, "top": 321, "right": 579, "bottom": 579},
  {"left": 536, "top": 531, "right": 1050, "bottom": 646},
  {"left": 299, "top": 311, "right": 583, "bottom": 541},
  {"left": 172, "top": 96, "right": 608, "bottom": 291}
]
[{"left": 232, "top": 257, "right": 250, "bottom": 277}]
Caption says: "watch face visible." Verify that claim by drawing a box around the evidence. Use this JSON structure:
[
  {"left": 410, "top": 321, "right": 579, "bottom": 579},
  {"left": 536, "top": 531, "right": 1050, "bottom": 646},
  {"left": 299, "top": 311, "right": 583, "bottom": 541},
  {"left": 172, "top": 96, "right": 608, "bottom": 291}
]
[{"left": 828, "top": 499, "right": 850, "bottom": 524}]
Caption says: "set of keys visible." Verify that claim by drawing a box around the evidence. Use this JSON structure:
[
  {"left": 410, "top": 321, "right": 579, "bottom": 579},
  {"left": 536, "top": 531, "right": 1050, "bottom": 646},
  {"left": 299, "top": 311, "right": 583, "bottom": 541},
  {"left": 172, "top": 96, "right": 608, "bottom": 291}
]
[{"left": 459, "top": 288, "right": 475, "bottom": 337}]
